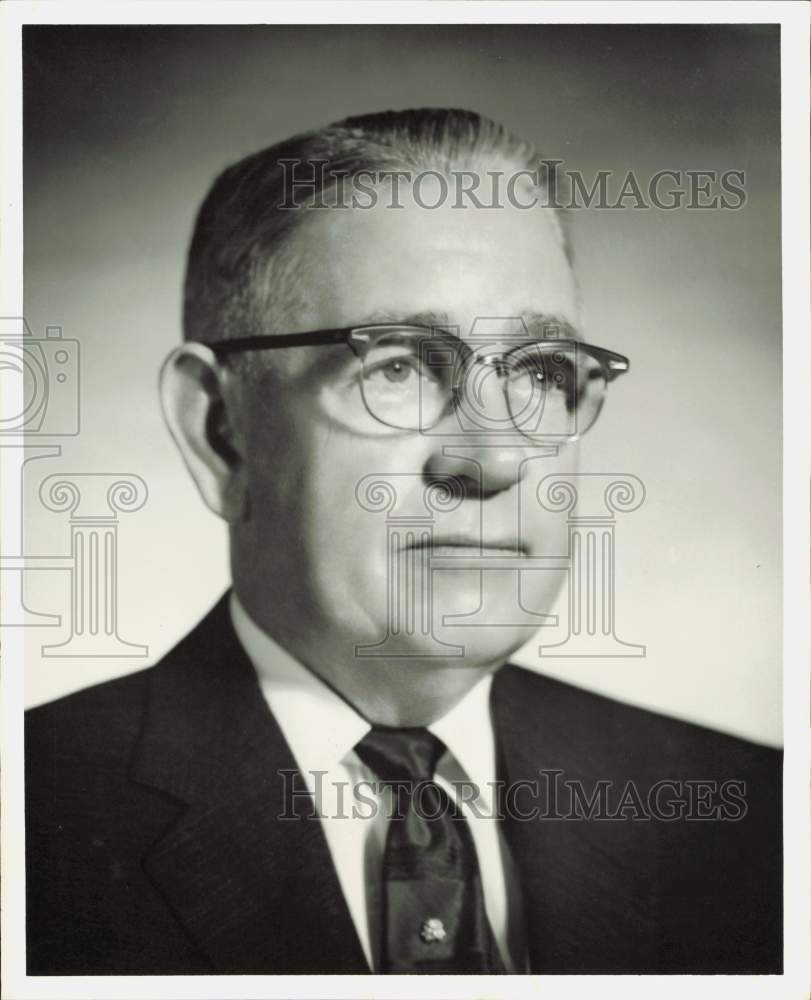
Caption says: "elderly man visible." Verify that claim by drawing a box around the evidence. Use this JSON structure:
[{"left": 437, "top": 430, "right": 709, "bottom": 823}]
[{"left": 25, "top": 108, "right": 781, "bottom": 975}]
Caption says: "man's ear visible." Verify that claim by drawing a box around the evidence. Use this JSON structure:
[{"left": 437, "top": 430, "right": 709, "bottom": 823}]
[{"left": 159, "top": 342, "right": 249, "bottom": 522}]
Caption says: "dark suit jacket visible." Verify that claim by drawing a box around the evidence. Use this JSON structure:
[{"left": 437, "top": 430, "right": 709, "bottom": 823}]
[{"left": 25, "top": 594, "right": 782, "bottom": 975}]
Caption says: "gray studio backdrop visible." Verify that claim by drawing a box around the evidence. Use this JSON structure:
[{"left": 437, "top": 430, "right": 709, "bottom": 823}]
[{"left": 19, "top": 24, "right": 781, "bottom": 745}]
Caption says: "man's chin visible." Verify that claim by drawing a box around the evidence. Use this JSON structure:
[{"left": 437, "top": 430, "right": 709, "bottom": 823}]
[
  {"left": 431, "top": 567, "right": 555, "bottom": 664},
  {"left": 343, "top": 567, "right": 555, "bottom": 666},
  {"left": 352, "top": 619, "right": 538, "bottom": 671},
  {"left": 345, "top": 617, "right": 531, "bottom": 670}
]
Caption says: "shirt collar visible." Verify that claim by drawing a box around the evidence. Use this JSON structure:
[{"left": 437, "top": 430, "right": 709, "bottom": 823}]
[
  {"left": 429, "top": 671, "right": 496, "bottom": 792},
  {"left": 230, "top": 593, "right": 370, "bottom": 779},
  {"left": 230, "top": 592, "right": 496, "bottom": 789}
]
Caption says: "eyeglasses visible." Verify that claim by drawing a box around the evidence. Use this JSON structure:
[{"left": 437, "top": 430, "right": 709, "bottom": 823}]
[{"left": 209, "top": 324, "right": 630, "bottom": 441}]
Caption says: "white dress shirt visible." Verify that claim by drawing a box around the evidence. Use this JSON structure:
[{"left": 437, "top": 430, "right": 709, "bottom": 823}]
[{"left": 230, "top": 594, "right": 525, "bottom": 972}]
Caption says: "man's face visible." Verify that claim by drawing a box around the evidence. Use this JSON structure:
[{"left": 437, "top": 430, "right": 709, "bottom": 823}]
[{"left": 229, "top": 175, "right": 579, "bottom": 668}]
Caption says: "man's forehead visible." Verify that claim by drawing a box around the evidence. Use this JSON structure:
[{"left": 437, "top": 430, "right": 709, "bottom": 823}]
[
  {"left": 283, "top": 189, "right": 579, "bottom": 336},
  {"left": 313, "top": 179, "right": 565, "bottom": 246}
]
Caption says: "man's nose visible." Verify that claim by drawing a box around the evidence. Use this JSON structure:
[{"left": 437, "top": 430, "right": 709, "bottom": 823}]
[
  {"left": 422, "top": 363, "right": 529, "bottom": 499},
  {"left": 423, "top": 442, "right": 528, "bottom": 499}
]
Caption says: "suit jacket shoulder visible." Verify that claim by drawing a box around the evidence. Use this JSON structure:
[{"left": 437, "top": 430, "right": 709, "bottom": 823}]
[
  {"left": 25, "top": 655, "right": 208, "bottom": 973},
  {"left": 25, "top": 595, "right": 369, "bottom": 975},
  {"left": 493, "top": 665, "right": 782, "bottom": 974},
  {"left": 496, "top": 662, "right": 781, "bottom": 774}
]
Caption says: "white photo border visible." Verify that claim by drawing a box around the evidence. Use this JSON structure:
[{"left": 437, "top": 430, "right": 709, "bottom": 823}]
[{"left": 1, "top": 3, "right": 807, "bottom": 999}]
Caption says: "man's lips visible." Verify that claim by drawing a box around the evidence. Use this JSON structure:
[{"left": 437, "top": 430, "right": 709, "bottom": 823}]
[{"left": 402, "top": 534, "right": 530, "bottom": 556}]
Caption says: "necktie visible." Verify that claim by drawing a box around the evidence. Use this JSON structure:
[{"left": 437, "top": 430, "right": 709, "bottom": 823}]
[{"left": 354, "top": 726, "right": 506, "bottom": 973}]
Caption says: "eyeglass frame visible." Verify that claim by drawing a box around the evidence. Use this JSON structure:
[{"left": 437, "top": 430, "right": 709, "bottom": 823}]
[{"left": 208, "top": 323, "right": 630, "bottom": 436}]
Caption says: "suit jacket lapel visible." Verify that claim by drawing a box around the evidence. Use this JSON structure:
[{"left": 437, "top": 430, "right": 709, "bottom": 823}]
[
  {"left": 492, "top": 666, "right": 659, "bottom": 973},
  {"left": 131, "top": 595, "right": 369, "bottom": 973}
]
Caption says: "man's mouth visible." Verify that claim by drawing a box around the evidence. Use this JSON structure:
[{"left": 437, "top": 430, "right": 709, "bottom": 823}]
[{"left": 402, "top": 534, "right": 530, "bottom": 557}]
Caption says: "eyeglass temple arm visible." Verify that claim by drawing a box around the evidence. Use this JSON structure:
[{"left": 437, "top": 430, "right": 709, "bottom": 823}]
[{"left": 208, "top": 328, "right": 351, "bottom": 357}]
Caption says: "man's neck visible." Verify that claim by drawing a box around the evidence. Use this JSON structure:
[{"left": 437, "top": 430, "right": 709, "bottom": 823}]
[{"left": 232, "top": 589, "right": 501, "bottom": 727}]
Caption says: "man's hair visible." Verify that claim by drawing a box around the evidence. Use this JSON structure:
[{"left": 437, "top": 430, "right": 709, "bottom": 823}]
[{"left": 183, "top": 107, "right": 567, "bottom": 346}]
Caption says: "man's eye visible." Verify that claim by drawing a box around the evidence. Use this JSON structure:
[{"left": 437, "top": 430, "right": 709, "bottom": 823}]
[
  {"left": 509, "top": 356, "right": 549, "bottom": 384},
  {"left": 364, "top": 356, "right": 423, "bottom": 385},
  {"left": 511, "top": 353, "right": 578, "bottom": 388},
  {"left": 518, "top": 360, "right": 547, "bottom": 383}
]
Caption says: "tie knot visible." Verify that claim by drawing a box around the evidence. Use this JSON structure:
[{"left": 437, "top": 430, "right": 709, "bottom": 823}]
[{"left": 355, "top": 726, "right": 446, "bottom": 784}]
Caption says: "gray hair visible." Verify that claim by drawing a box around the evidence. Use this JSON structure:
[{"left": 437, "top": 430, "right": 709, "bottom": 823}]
[{"left": 183, "top": 108, "right": 568, "bottom": 346}]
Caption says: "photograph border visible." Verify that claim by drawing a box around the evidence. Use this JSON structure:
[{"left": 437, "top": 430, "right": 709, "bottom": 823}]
[{"left": 1, "top": 3, "right": 807, "bottom": 999}]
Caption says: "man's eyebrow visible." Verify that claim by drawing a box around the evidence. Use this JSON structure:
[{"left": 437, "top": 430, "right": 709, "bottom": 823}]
[
  {"left": 355, "top": 309, "right": 453, "bottom": 330},
  {"left": 352, "top": 309, "right": 581, "bottom": 340},
  {"left": 521, "top": 313, "right": 582, "bottom": 341}
]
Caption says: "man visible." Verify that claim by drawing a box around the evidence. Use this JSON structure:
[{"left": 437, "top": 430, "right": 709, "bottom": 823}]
[{"left": 25, "top": 108, "right": 781, "bottom": 975}]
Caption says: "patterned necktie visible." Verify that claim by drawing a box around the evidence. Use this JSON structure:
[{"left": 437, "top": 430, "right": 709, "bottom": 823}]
[{"left": 354, "top": 726, "right": 506, "bottom": 973}]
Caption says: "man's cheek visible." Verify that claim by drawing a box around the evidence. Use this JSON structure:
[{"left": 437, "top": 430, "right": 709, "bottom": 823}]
[
  {"left": 312, "top": 517, "right": 391, "bottom": 637},
  {"left": 316, "top": 500, "right": 388, "bottom": 579}
]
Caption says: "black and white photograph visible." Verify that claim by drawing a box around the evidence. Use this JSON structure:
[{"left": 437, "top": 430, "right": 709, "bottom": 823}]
[{"left": 1, "top": 4, "right": 808, "bottom": 998}]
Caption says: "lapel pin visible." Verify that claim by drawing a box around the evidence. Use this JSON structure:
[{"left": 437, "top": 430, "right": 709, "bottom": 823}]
[{"left": 419, "top": 917, "right": 446, "bottom": 943}]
